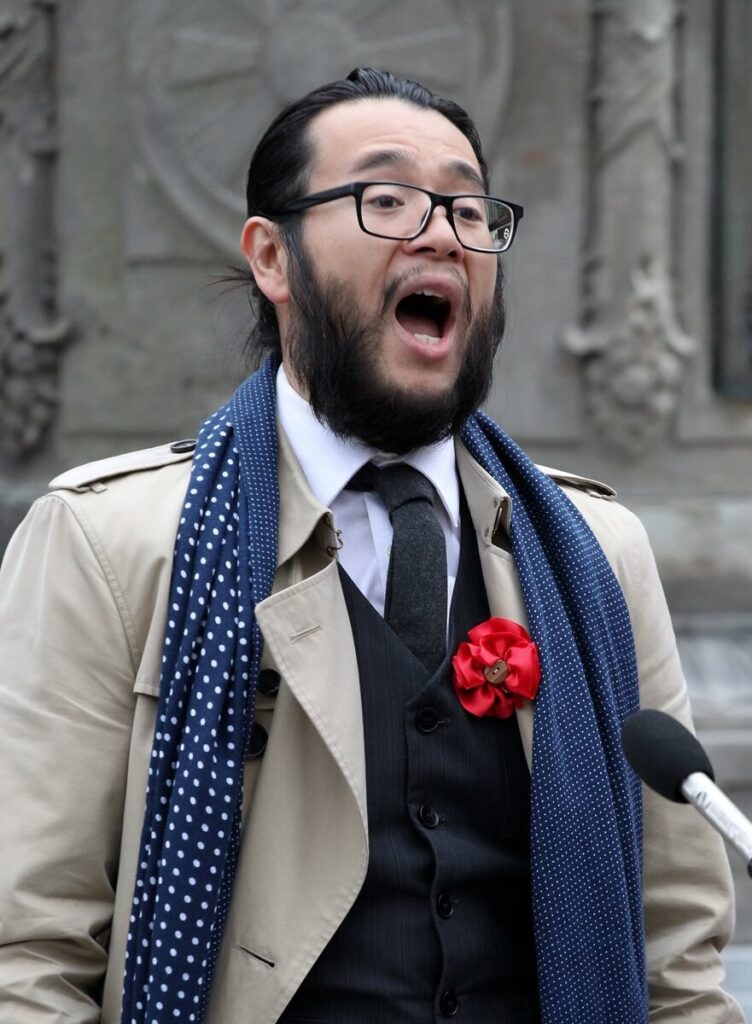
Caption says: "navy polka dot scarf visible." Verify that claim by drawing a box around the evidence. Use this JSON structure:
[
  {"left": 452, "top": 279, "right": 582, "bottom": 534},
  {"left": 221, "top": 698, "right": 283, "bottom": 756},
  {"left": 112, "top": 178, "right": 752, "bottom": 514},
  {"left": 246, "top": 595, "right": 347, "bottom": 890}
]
[{"left": 122, "top": 355, "right": 648, "bottom": 1023}]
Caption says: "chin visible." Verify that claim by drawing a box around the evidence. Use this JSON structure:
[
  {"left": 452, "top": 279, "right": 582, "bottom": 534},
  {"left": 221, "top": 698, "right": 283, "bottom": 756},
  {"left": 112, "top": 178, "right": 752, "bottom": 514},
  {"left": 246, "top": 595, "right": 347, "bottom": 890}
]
[{"left": 382, "top": 360, "right": 461, "bottom": 401}]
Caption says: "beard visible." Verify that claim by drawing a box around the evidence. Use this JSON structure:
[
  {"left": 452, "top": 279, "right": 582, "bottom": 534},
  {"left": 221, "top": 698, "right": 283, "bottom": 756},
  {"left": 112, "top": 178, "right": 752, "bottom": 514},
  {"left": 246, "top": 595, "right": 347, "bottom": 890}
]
[{"left": 283, "top": 242, "right": 506, "bottom": 456}]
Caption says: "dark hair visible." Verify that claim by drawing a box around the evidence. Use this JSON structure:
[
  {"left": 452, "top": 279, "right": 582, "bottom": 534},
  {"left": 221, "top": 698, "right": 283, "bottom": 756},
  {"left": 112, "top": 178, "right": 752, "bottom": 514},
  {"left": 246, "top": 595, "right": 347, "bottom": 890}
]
[{"left": 230, "top": 68, "right": 490, "bottom": 361}]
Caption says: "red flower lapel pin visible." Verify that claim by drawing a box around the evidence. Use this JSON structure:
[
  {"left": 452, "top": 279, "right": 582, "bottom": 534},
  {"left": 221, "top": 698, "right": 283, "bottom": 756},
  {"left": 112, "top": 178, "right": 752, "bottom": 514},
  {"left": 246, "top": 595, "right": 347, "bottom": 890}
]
[{"left": 452, "top": 617, "right": 541, "bottom": 719}]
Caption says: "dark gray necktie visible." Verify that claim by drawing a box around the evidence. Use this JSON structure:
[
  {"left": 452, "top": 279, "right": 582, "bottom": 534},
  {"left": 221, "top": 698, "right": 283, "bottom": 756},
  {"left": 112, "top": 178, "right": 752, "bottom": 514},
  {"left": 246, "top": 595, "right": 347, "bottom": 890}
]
[{"left": 350, "top": 462, "right": 447, "bottom": 673}]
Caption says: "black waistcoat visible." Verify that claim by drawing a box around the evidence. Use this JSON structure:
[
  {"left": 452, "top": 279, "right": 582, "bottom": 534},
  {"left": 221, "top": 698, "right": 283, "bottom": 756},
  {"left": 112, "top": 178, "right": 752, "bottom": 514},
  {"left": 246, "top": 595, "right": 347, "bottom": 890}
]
[{"left": 280, "top": 501, "right": 539, "bottom": 1023}]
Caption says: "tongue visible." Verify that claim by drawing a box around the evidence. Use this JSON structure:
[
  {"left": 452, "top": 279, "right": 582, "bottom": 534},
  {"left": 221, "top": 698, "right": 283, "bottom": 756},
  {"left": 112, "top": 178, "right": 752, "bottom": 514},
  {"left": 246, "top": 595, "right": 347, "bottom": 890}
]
[{"left": 396, "top": 307, "right": 441, "bottom": 339}]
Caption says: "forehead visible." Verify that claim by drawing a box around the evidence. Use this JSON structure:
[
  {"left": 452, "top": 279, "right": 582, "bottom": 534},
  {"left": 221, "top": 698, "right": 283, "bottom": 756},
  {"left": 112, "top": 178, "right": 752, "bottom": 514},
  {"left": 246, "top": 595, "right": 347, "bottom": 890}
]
[{"left": 306, "top": 97, "right": 484, "bottom": 191}]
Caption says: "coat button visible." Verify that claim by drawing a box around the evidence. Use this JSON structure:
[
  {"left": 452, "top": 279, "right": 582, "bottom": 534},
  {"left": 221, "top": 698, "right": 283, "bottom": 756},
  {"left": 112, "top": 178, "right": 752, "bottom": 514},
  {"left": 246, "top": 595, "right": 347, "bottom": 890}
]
[
  {"left": 418, "top": 803, "right": 440, "bottom": 829},
  {"left": 170, "top": 438, "right": 196, "bottom": 453},
  {"left": 439, "top": 989, "right": 460, "bottom": 1016},
  {"left": 257, "top": 669, "right": 280, "bottom": 697},
  {"left": 416, "top": 707, "right": 440, "bottom": 733},
  {"left": 437, "top": 892, "right": 454, "bottom": 918},
  {"left": 247, "top": 722, "right": 268, "bottom": 760}
]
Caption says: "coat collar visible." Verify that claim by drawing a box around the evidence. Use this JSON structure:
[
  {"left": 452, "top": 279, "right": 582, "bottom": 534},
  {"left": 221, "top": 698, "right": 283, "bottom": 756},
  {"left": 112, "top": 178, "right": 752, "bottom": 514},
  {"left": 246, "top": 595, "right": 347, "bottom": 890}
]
[
  {"left": 455, "top": 438, "right": 513, "bottom": 543},
  {"left": 276, "top": 426, "right": 339, "bottom": 569},
  {"left": 276, "top": 427, "right": 516, "bottom": 565}
]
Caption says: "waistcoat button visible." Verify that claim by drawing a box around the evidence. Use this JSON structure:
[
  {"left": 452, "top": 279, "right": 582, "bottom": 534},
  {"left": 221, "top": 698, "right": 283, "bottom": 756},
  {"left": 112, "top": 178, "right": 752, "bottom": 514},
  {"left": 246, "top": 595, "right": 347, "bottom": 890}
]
[
  {"left": 439, "top": 989, "right": 460, "bottom": 1016},
  {"left": 437, "top": 892, "right": 454, "bottom": 918},
  {"left": 416, "top": 706, "right": 440, "bottom": 733},
  {"left": 418, "top": 803, "right": 440, "bottom": 828}
]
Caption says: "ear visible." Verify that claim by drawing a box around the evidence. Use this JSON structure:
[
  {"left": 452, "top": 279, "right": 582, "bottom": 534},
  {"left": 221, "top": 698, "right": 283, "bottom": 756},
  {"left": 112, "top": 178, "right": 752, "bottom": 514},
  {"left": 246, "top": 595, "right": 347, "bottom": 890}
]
[{"left": 240, "top": 217, "right": 290, "bottom": 306}]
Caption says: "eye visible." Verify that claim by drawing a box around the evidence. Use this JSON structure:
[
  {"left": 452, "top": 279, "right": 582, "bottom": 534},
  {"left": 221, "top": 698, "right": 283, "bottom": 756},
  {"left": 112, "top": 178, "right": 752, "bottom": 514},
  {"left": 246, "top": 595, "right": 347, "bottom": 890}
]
[
  {"left": 362, "top": 184, "right": 409, "bottom": 212},
  {"left": 372, "top": 194, "right": 401, "bottom": 209},
  {"left": 366, "top": 193, "right": 404, "bottom": 211},
  {"left": 453, "top": 199, "right": 485, "bottom": 224}
]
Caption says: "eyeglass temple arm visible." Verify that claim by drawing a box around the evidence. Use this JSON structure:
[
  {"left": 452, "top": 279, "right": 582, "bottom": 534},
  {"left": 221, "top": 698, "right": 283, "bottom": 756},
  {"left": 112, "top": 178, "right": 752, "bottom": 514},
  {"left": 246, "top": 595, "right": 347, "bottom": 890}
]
[{"left": 272, "top": 183, "right": 358, "bottom": 215}]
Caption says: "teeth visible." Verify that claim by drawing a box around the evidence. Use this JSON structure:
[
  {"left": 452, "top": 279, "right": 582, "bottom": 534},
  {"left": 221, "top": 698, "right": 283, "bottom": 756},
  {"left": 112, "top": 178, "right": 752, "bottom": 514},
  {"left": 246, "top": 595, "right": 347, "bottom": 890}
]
[
  {"left": 415, "top": 333, "right": 441, "bottom": 345},
  {"left": 415, "top": 290, "right": 445, "bottom": 301}
]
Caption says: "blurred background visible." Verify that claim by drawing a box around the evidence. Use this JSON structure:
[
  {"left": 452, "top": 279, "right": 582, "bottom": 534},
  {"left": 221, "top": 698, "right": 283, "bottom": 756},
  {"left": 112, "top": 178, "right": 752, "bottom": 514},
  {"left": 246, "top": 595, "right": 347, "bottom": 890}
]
[{"left": 1, "top": 0, "right": 751, "bottom": 1006}]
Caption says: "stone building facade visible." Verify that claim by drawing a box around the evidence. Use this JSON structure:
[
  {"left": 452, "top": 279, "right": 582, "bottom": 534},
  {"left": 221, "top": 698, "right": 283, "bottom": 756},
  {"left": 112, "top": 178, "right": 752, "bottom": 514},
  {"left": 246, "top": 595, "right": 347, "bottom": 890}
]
[{"left": 2, "top": 0, "right": 751, "bottom": 939}]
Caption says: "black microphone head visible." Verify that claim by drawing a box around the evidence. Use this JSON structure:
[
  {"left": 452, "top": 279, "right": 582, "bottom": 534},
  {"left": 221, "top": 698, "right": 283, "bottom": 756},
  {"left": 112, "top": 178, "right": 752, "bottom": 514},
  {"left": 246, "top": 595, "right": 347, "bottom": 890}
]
[{"left": 621, "top": 709, "right": 715, "bottom": 803}]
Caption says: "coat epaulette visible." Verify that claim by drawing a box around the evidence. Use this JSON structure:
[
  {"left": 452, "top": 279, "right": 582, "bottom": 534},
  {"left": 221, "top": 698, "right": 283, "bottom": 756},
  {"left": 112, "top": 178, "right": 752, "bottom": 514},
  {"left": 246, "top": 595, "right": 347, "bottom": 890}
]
[
  {"left": 49, "top": 439, "right": 196, "bottom": 493},
  {"left": 537, "top": 464, "right": 616, "bottom": 500}
]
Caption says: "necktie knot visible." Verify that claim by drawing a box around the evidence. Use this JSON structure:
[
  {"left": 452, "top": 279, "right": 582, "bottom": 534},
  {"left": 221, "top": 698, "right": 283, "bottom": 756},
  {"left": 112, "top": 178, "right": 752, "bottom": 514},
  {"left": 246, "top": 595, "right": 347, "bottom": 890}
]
[{"left": 348, "top": 462, "right": 436, "bottom": 517}]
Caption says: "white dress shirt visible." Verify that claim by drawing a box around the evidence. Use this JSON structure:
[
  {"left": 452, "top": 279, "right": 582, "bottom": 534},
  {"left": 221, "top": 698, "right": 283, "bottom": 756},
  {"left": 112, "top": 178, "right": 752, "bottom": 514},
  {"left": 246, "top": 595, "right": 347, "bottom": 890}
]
[{"left": 276, "top": 365, "right": 461, "bottom": 617}]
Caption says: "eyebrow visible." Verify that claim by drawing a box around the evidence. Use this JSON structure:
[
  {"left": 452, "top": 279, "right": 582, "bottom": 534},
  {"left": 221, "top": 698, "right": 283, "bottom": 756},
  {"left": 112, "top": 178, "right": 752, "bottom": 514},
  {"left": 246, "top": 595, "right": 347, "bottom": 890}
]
[{"left": 347, "top": 148, "right": 486, "bottom": 192}]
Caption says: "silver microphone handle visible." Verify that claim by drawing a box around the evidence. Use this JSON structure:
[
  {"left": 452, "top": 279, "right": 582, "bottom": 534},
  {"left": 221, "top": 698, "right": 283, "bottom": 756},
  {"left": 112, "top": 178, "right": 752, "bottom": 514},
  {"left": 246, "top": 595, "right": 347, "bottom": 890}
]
[{"left": 681, "top": 772, "right": 752, "bottom": 874}]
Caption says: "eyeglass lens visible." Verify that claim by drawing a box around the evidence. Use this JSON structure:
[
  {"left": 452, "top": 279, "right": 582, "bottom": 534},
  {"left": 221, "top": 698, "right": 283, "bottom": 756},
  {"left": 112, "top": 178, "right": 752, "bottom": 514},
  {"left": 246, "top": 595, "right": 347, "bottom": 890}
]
[{"left": 359, "top": 183, "right": 513, "bottom": 252}]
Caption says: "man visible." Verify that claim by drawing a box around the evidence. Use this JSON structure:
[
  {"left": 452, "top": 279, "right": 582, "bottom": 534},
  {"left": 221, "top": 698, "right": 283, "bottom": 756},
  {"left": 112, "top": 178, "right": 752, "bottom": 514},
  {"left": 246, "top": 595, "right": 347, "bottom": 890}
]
[{"left": 0, "top": 69, "right": 743, "bottom": 1023}]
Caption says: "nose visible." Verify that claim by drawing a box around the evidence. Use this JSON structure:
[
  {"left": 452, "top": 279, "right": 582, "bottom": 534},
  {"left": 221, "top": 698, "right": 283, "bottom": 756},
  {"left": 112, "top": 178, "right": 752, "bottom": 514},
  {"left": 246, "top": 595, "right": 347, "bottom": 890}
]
[{"left": 403, "top": 205, "right": 462, "bottom": 260}]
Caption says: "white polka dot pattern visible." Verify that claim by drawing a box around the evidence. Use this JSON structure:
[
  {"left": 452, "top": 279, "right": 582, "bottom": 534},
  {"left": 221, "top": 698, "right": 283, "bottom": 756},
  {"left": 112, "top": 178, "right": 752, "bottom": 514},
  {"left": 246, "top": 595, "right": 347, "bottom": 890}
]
[
  {"left": 121, "top": 357, "right": 279, "bottom": 1024},
  {"left": 461, "top": 412, "right": 648, "bottom": 1023}
]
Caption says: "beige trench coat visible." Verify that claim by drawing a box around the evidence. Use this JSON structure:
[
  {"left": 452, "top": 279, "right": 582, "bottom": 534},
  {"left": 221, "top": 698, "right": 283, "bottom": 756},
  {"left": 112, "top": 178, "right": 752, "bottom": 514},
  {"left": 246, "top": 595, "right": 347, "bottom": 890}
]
[{"left": 0, "top": 431, "right": 743, "bottom": 1023}]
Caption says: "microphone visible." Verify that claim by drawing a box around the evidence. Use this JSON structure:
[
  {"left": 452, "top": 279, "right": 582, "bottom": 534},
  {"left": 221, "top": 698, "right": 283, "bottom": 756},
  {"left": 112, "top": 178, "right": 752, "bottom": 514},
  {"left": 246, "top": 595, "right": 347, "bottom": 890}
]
[{"left": 621, "top": 708, "right": 752, "bottom": 878}]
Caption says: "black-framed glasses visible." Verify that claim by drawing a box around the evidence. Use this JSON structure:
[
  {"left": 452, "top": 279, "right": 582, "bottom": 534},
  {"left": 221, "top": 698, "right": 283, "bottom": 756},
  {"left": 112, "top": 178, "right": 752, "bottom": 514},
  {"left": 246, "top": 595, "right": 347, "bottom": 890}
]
[{"left": 270, "top": 181, "right": 524, "bottom": 254}]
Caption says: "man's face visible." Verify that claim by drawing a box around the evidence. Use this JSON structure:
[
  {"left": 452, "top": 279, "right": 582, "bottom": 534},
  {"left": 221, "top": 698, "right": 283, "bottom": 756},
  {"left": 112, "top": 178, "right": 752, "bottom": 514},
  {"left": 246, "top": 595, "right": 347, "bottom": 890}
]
[{"left": 282, "top": 97, "right": 500, "bottom": 403}]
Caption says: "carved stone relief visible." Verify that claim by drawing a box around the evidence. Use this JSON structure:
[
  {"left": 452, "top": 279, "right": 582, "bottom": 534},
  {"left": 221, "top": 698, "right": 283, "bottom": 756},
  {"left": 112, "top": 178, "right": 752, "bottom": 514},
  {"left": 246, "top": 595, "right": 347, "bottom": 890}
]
[
  {"left": 563, "top": 0, "right": 695, "bottom": 456},
  {"left": 566, "top": 255, "right": 694, "bottom": 456},
  {"left": 128, "top": 0, "right": 514, "bottom": 259},
  {"left": 0, "top": 0, "right": 72, "bottom": 460}
]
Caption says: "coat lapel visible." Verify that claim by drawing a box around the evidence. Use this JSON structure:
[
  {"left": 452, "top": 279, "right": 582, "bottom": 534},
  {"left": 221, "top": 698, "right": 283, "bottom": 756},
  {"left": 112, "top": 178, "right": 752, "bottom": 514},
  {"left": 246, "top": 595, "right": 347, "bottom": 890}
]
[{"left": 254, "top": 561, "right": 368, "bottom": 830}]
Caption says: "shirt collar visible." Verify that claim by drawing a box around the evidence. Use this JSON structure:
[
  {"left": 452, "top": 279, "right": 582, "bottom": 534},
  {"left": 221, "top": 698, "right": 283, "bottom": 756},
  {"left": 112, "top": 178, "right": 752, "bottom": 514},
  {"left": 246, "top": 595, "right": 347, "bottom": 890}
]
[{"left": 276, "top": 364, "right": 460, "bottom": 528}]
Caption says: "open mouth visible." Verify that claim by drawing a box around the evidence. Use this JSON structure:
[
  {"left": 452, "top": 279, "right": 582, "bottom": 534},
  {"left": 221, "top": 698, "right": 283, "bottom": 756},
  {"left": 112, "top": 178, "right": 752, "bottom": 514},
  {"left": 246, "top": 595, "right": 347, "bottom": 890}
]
[{"left": 395, "top": 290, "right": 452, "bottom": 345}]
